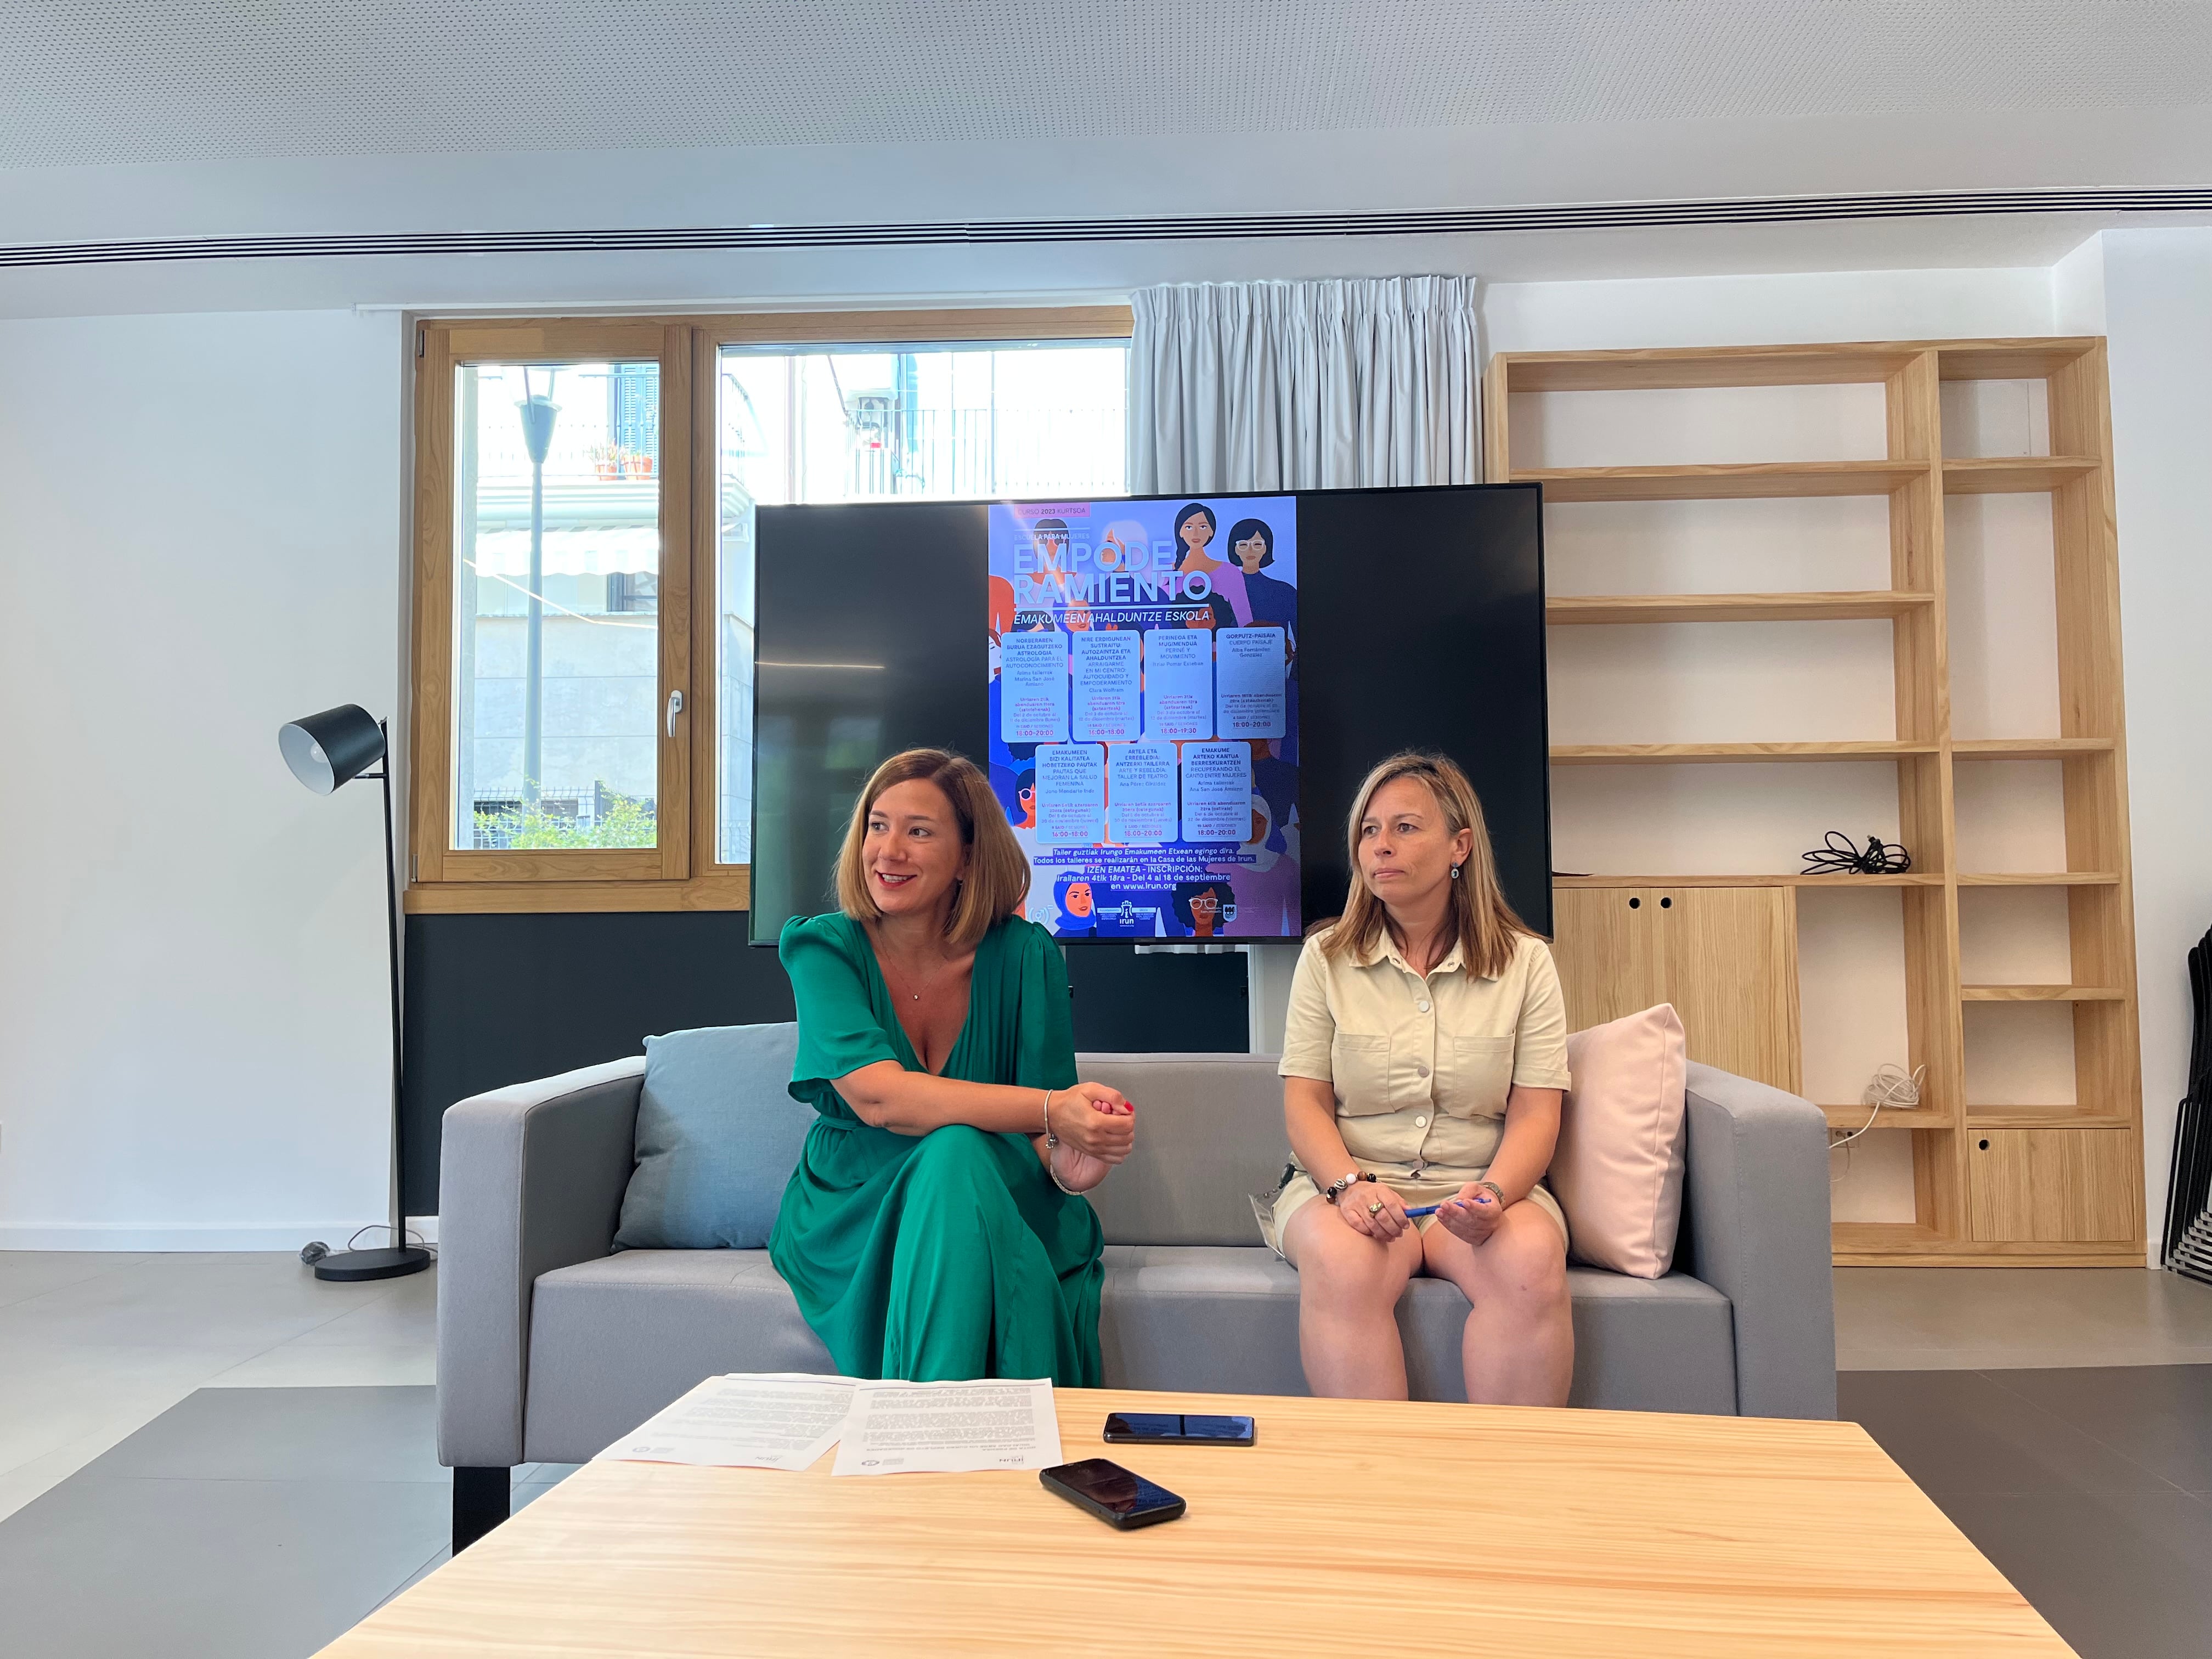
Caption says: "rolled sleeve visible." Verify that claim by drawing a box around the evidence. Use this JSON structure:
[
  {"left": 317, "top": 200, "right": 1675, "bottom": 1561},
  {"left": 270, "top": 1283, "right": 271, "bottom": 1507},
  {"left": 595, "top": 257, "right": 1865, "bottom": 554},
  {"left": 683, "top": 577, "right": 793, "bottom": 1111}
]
[
  {"left": 1012, "top": 924, "right": 1081, "bottom": 1094},
  {"left": 1510, "top": 939, "right": 1573, "bottom": 1090},
  {"left": 780, "top": 914, "right": 901, "bottom": 1099},
  {"left": 1277, "top": 936, "right": 1335, "bottom": 1081}
]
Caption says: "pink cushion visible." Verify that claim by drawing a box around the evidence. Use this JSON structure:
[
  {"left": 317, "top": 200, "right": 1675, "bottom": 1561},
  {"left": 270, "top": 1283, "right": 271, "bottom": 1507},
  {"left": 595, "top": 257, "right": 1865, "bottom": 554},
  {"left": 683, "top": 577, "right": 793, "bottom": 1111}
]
[{"left": 1549, "top": 1004, "right": 1688, "bottom": 1279}]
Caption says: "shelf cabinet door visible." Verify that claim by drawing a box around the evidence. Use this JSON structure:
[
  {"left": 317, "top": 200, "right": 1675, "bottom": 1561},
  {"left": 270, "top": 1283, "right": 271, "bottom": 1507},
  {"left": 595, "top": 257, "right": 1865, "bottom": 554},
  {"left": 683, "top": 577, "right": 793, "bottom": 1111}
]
[
  {"left": 1663, "top": 887, "right": 1801, "bottom": 1091},
  {"left": 1551, "top": 888, "right": 1664, "bottom": 1031},
  {"left": 1967, "top": 1129, "right": 2143, "bottom": 1242},
  {"left": 1550, "top": 885, "right": 1800, "bottom": 1091}
]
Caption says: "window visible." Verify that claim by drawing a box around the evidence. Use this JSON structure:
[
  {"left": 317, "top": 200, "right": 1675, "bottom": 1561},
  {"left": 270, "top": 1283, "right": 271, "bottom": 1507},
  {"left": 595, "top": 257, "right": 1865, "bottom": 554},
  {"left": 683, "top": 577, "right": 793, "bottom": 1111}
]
[
  {"left": 713, "top": 341, "right": 1126, "bottom": 864},
  {"left": 409, "top": 311, "right": 1130, "bottom": 911},
  {"left": 456, "top": 358, "right": 662, "bottom": 853}
]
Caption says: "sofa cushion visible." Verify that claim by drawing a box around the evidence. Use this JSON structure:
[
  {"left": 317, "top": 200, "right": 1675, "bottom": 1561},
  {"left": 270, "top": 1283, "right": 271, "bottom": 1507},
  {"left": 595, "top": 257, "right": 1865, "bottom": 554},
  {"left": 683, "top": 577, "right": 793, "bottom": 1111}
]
[
  {"left": 614, "top": 1023, "right": 810, "bottom": 1251},
  {"left": 526, "top": 1249, "right": 833, "bottom": 1462},
  {"left": 1099, "top": 1245, "right": 1735, "bottom": 1413},
  {"left": 519, "top": 1245, "right": 1737, "bottom": 1462},
  {"left": 1551, "top": 1004, "right": 1690, "bottom": 1279},
  {"left": 1075, "top": 1053, "right": 1293, "bottom": 1246}
]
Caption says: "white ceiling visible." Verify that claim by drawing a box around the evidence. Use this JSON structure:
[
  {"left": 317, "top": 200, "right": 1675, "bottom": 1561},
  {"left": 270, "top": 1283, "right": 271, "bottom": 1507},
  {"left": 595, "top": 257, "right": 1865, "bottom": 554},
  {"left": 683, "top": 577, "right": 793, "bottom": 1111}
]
[
  {"left": 4, "top": 3, "right": 2211, "bottom": 314},
  {"left": 5, "top": 0, "right": 2209, "bottom": 167}
]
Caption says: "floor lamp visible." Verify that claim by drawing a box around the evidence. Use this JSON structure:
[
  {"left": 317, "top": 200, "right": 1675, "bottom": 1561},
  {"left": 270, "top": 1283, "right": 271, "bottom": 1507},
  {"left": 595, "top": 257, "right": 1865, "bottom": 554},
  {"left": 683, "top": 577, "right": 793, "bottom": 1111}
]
[{"left": 278, "top": 704, "right": 432, "bottom": 1282}]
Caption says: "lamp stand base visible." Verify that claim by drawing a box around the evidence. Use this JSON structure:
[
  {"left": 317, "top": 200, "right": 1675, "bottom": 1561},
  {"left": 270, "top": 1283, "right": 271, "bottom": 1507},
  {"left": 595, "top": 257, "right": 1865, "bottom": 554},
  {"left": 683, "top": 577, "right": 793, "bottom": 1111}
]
[{"left": 311, "top": 1245, "right": 432, "bottom": 1283}]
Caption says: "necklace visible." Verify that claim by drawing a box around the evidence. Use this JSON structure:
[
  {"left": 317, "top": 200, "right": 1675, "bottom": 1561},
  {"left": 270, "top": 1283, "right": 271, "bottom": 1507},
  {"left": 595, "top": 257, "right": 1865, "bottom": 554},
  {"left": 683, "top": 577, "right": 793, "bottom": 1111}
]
[{"left": 885, "top": 941, "right": 951, "bottom": 1002}]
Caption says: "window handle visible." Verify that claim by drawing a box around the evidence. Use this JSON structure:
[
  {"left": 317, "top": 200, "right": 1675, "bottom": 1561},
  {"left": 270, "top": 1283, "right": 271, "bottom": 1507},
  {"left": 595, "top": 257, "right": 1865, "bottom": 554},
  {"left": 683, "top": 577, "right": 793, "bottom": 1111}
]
[{"left": 667, "top": 689, "right": 685, "bottom": 737}]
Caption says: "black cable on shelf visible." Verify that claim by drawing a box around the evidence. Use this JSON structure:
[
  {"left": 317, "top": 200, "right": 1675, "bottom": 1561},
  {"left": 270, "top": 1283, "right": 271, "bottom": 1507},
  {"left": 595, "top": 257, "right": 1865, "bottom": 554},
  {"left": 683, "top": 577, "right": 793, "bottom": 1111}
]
[{"left": 1800, "top": 830, "right": 1912, "bottom": 877}]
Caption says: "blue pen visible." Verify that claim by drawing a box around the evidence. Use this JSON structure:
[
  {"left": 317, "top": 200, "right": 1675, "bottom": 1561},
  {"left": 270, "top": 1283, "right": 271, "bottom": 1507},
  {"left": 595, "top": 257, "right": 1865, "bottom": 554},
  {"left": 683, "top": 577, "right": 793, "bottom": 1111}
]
[{"left": 1402, "top": 1198, "right": 1492, "bottom": 1218}]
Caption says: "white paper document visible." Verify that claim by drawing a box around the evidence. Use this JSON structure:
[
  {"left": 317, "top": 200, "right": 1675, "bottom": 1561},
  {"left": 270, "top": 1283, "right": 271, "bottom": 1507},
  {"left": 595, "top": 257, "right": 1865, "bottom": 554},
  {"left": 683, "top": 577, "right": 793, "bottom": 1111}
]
[
  {"left": 593, "top": 1373, "right": 860, "bottom": 1471},
  {"left": 831, "top": 1378, "right": 1062, "bottom": 1477}
]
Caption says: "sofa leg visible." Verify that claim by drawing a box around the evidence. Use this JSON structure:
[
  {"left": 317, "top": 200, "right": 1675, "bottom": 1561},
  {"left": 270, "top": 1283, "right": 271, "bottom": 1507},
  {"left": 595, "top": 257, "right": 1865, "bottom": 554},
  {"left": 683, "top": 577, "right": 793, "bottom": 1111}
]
[{"left": 452, "top": 1465, "right": 511, "bottom": 1554}]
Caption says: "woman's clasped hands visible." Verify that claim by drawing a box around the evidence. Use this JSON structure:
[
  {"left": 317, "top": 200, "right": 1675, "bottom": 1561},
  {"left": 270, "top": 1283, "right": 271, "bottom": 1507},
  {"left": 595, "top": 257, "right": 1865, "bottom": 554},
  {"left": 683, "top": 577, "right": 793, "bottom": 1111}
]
[
  {"left": 1334, "top": 1180, "right": 1505, "bottom": 1245},
  {"left": 1334, "top": 1180, "right": 1408, "bottom": 1241},
  {"left": 1045, "top": 1083, "right": 1136, "bottom": 1192}
]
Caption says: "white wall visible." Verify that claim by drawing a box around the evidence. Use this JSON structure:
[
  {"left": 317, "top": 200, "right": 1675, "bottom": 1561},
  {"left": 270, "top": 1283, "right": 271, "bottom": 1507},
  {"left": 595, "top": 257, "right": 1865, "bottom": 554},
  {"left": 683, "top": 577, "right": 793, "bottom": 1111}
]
[
  {"left": 0, "top": 308, "right": 408, "bottom": 1247},
  {"left": 0, "top": 238, "right": 2202, "bottom": 1248},
  {"left": 2098, "top": 230, "right": 2212, "bottom": 1249}
]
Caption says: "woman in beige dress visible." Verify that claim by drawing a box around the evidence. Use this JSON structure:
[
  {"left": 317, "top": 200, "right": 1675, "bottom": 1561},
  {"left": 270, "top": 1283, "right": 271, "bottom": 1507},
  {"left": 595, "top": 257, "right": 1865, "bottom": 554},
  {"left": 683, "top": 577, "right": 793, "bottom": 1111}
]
[{"left": 1271, "top": 751, "right": 1573, "bottom": 1406}]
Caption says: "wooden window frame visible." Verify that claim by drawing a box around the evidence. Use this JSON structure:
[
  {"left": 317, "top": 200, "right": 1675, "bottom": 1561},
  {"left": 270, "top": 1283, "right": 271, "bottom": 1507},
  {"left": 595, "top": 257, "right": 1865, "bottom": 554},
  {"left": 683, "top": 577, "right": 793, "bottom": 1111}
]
[{"left": 407, "top": 306, "right": 1133, "bottom": 916}]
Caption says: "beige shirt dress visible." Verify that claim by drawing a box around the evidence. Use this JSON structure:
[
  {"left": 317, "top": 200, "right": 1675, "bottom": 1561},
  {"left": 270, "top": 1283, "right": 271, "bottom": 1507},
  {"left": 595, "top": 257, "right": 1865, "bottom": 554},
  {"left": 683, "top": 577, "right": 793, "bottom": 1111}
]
[{"left": 1265, "top": 926, "right": 1574, "bottom": 1254}]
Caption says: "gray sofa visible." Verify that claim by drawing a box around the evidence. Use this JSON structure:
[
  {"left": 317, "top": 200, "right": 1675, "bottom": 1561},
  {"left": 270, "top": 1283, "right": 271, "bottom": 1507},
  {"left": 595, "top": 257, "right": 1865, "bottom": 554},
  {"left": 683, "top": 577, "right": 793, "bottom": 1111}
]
[{"left": 437, "top": 1050, "right": 1836, "bottom": 1549}]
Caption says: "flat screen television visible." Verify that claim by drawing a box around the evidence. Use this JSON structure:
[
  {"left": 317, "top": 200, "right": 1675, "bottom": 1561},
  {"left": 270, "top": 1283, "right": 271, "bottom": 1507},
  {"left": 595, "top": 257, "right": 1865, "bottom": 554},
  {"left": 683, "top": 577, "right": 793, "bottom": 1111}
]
[{"left": 751, "top": 484, "right": 1549, "bottom": 945}]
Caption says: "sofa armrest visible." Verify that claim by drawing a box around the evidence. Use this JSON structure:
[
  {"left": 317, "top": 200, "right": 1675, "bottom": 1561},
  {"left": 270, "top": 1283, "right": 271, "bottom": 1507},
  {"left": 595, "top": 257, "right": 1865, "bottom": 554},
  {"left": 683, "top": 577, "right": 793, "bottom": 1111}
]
[
  {"left": 1679, "top": 1062, "right": 1838, "bottom": 1420},
  {"left": 436, "top": 1056, "right": 645, "bottom": 1469}
]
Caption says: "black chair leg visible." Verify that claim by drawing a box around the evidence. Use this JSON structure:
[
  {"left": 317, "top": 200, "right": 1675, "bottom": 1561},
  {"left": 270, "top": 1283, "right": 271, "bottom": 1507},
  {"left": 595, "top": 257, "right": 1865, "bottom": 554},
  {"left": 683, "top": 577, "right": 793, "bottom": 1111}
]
[{"left": 452, "top": 1465, "right": 511, "bottom": 1554}]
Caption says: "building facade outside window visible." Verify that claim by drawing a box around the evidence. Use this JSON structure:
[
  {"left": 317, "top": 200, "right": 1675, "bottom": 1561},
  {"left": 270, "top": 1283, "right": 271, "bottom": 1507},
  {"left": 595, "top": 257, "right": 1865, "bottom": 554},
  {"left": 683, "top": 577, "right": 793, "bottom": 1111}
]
[{"left": 715, "top": 342, "right": 1126, "bottom": 864}]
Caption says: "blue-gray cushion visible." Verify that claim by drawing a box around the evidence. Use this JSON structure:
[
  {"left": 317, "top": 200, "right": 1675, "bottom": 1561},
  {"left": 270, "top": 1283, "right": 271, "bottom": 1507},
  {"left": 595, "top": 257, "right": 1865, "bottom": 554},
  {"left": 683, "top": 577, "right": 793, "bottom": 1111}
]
[{"left": 614, "top": 1023, "right": 812, "bottom": 1250}]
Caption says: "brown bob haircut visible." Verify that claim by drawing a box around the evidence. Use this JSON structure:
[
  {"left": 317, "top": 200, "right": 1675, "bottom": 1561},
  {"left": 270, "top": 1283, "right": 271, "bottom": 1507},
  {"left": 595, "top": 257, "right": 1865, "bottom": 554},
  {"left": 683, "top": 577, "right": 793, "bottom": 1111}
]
[
  {"left": 834, "top": 749, "right": 1030, "bottom": 950},
  {"left": 1322, "top": 750, "right": 1536, "bottom": 979}
]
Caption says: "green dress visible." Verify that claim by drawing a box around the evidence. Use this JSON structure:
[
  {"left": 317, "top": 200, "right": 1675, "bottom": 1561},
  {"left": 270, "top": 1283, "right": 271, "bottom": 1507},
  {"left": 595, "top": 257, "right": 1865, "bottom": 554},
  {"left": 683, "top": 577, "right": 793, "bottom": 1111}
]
[{"left": 768, "top": 911, "right": 1104, "bottom": 1386}]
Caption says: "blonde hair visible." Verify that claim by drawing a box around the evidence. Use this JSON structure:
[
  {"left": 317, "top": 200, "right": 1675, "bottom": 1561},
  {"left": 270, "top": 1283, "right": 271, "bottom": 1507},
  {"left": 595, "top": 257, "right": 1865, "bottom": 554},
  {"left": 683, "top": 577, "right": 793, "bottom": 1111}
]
[
  {"left": 834, "top": 749, "right": 1029, "bottom": 951},
  {"left": 1321, "top": 750, "right": 1535, "bottom": 979}
]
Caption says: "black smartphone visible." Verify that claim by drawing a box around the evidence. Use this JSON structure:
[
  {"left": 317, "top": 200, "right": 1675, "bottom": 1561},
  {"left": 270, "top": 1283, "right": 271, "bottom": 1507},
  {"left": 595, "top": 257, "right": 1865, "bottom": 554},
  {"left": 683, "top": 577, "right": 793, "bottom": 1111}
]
[
  {"left": 1102, "top": 1412, "right": 1256, "bottom": 1447},
  {"left": 1039, "top": 1459, "right": 1187, "bottom": 1529}
]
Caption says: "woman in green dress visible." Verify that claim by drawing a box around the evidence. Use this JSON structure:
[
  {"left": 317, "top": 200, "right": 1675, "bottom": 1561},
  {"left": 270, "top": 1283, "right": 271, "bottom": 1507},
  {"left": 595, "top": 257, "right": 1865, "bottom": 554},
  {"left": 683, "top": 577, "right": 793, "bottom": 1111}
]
[{"left": 770, "top": 748, "right": 1137, "bottom": 1386}]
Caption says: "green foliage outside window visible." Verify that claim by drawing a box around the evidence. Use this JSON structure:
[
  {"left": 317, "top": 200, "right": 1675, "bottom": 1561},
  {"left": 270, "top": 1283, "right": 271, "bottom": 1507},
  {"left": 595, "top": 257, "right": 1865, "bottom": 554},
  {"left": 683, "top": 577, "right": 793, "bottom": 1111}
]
[{"left": 473, "top": 791, "right": 656, "bottom": 849}]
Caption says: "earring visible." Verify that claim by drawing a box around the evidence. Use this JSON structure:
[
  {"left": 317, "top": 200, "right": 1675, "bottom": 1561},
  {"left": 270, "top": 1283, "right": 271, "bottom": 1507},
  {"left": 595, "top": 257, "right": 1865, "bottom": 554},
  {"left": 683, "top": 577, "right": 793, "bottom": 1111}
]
[{"left": 1451, "top": 865, "right": 1462, "bottom": 881}]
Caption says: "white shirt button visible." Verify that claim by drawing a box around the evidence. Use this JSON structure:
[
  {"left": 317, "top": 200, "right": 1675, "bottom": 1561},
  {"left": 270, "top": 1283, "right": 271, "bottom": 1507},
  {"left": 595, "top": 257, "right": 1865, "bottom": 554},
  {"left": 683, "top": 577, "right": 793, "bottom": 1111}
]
[
  {"left": 1417, "top": 1064, "right": 1430, "bottom": 1079},
  {"left": 1414, "top": 1114, "right": 1428, "bottom": 1127},
  {"left": 1417, "top": 1001, "right": 1431, "bottom": 1013}
]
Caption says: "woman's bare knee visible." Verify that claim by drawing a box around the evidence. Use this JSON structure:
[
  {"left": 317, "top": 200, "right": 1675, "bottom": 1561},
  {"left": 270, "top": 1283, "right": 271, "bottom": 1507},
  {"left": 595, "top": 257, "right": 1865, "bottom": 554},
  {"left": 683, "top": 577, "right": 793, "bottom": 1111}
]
[
  {"left": 1290, "top": 1212, "right": 1416, "bottom": 1305},
  {"left": 1452, "top": 1212, "right": 1567, "bottom": 1304}
]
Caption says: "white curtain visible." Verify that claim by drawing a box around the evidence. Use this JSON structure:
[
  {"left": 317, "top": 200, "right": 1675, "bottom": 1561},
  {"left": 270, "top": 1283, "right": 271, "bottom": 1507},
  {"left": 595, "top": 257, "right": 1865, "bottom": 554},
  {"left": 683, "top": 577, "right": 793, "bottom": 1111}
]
[{"left": 1128, "top": 276, "right": 1481, "bottom": 494}]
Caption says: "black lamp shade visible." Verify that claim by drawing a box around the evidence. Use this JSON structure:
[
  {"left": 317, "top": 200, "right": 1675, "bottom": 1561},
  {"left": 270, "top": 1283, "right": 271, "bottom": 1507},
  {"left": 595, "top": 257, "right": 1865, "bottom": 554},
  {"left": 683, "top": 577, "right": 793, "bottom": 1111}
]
[{"left": 279, "top": 704, "right": 386, "bottom": 795}]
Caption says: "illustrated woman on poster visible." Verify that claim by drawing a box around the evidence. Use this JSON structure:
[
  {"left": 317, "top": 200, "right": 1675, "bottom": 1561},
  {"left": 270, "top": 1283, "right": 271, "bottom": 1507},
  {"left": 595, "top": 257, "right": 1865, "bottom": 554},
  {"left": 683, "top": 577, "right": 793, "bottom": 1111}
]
[
  {"left": 1224, "top": 514, "right": 1301, "bottom": 782},
  {"left": 1172, "top": 879, "right": 1237, "bottom": 939},
  {"left": 1099, "top": 518, "right": 1156, "bottom": 630},
  {"left": 1181, "top": 592, "right": 1238, "bottom": 631},
  {"left": 1225, "top": 517, "right": 1295, "bottom": 637},
  {"left": 1171, "top": 502, "right": 1251, "bottom": 626},
  {"left": 1053, "top": 873, "right": 1098, "bottom": 937}
]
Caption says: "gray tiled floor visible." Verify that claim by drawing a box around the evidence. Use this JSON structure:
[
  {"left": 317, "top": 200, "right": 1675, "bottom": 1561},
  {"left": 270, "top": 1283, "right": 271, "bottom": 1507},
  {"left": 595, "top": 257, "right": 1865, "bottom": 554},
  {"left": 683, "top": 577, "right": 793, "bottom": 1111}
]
[
  {"left": 0, "top": 1252, "right": 436, "bottom": 1522},
  {"left": 1835, "top": 1266, "right": 2212, "bottom": 1369},
  {"left": 0, "top": 1388, "right": 450, "bottom": 1659},
  {"left": 5, "top": 1370, "right": 2209, "bottom": 1657},
  {"left": 1840, "top": 1365, "right": 2212, "bottom": 1659},
  {"left": 5, "top": 1252, "right": 2212, "bottom": 1655}
]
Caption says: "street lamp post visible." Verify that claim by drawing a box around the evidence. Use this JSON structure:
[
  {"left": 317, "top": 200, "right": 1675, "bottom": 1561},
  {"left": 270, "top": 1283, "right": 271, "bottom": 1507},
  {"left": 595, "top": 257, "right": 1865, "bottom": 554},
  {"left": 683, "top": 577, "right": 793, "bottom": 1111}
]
[{"left": 517, "top": 374, "right": 560, "bottom": 808}]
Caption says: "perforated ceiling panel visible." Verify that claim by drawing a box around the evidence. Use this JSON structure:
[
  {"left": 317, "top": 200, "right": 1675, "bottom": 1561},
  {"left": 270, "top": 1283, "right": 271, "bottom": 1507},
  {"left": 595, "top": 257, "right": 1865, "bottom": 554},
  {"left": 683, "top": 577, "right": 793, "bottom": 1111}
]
[{"left": 4, "top": 1, "right": 2208, "bottom": 168}]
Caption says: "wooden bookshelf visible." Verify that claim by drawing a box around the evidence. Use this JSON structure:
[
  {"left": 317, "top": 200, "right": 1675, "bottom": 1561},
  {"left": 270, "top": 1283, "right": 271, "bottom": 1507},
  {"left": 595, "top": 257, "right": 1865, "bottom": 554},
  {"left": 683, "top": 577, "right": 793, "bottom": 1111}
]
[
  {"left": 1489, "top": 336, "right": 2145, "bottom": 1268},
  {"left": 1519, "top": 460, "right": 1925, "bottom": 502},
  {"left": 1960, "top": 985, "right": 2126, "bottom": 1002},
  {"left": 1550, "top": 741, "right": 1940, "bottom": 764},
  {"left": 1941, "top": 456, "right": 2101, "bottom": 494},
  {"left": 1546, "top": 591, "right": 1934, "bottom": 625},
  {"left": 1956, "top": 872, "right": 2120, "bottom": 887},
  {"left": 1554, "top": 873, "right": 1941, "bottom": 889}
]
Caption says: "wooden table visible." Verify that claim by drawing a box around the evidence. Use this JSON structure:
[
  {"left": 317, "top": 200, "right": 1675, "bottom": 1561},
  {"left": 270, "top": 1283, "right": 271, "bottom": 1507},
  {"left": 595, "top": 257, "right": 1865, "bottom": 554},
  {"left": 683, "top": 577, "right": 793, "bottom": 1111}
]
[{"left": 321, "top": 1389, "right": 2073, "bottom": 1657}]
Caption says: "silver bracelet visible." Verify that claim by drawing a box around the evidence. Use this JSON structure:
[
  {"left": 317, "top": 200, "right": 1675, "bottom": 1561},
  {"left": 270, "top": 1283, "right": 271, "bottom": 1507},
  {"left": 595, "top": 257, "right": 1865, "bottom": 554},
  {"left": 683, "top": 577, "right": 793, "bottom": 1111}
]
[{"left": 1041, "top": 1090, "right": 1081, "bottom": 1193}]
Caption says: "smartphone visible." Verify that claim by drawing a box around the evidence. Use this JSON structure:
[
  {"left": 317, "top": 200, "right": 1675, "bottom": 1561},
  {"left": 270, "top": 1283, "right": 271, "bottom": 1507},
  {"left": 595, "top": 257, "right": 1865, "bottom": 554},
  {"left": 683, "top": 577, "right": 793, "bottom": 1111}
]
[
  {"left": 1102, "top": 1412, "right": 1256, "bottom": 1447},
  {"left": 1040, "top": 1458, "right": 1187, "bottom": 1529}
]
